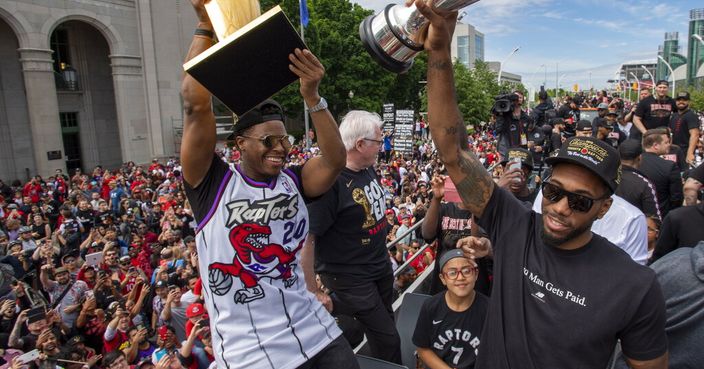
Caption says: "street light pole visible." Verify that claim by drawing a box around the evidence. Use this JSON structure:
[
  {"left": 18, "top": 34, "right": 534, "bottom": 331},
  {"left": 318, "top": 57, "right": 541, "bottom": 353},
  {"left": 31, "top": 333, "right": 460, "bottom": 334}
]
[
  {"left": 588, "top": 71, "right": 592, "bottom": 91},
  {"left": 557, "top": 73, "right": 567, "bottom": 98},
  {"left": 641, "top": 65, "right": 655, "bottom": 86},
  {"left": 497, "top": 46, "right": 520, "bottom": 83},
  {"left": 657, "top": 55, "right": 676, "bottom": 95},
  {"left": 630, "top": 72, "right": 641, "bottom": 103}
]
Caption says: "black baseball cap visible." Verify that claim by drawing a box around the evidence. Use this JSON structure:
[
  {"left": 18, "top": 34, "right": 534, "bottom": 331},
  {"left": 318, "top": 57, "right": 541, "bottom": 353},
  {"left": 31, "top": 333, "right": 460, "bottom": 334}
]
[
  {"left": 438, "top": 249, "right": 466, "bottom": 270},
  {"left": 656, "top": 80, "right": 669, "bottom": 87},
  {"left": 606, "top": 110, "right": 618, "bottom": 116},
  {"left": 501, "top": 148, "right": 534, "bottom": 169},
  {"left": 575, "top": 120, "right": 592, "bottom": 132},
  {"left": 618, "top": 139, "right": 642, "bottom": 160},
  {"left": 227, "top": 99, "right": 285, "bottom": 140},
  {"left": 545, "top": 136, "right": 622, "bottom": 194},
  {"left": 675, "top": 91, "right": 690, "bottom": 100}
]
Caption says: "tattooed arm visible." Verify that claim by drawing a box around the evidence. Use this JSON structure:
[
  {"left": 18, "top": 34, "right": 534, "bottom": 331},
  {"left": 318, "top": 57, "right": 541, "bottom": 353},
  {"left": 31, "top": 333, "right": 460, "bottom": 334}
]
[{"left": 413, "top": 0, "right": 494, "bottom": 217}]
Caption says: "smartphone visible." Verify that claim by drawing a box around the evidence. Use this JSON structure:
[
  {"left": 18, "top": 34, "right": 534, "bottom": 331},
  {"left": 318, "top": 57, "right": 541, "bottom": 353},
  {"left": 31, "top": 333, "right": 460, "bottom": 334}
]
[
  {"left": 443, "top": 177, "right": 462, "bottom": 203},
  {"left": 18, "top": 349, "right": 40, "bottom": 364},
  {"left": 508, "top": 158, "right": 522, "bottom": 172}
]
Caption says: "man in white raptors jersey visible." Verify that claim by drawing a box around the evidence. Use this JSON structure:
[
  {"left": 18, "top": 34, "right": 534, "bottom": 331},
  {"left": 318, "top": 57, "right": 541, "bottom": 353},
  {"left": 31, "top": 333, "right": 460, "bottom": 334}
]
[{"left": 180, "top": 2, "right": 356, "bottom": 368}]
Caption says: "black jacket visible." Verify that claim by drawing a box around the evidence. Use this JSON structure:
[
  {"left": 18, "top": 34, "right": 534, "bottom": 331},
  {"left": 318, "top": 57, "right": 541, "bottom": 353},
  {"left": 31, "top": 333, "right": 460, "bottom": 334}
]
[
  {"left": 615, "top": 165, "right": 661, "bottom": 219},
  {"left": 653, "top": 203, "right": 704, "bottom": 261},
  {"left": 639, "top": 152, "right": 683, "bottom": 217}
]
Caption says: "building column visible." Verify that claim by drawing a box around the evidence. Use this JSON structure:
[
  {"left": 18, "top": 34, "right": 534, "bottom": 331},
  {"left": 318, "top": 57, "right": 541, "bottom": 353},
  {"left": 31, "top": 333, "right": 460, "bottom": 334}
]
[
  {"left": 18, "top": 47, "right": 66, "bottom": 176},
  {"left": 110, "top": 54, "right": 151, "bottom": 165}
]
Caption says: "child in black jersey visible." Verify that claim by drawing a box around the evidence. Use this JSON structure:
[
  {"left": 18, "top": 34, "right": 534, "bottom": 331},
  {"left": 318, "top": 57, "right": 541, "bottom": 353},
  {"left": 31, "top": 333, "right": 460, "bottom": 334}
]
[{"left": 413, "top": 249, "right": 488, "bottom": 369}]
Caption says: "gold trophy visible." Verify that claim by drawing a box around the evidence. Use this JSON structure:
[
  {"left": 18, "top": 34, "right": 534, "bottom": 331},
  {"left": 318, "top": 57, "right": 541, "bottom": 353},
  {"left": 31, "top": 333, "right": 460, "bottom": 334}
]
[
  {"left": 184, "top": 0, "right": 306, "bottom": 116},
  {"left": 352, "top": 188, "right": 377, "bottom": 229},
  {"left": 204, "top": 0, "right": 261, "bottom": 41}
]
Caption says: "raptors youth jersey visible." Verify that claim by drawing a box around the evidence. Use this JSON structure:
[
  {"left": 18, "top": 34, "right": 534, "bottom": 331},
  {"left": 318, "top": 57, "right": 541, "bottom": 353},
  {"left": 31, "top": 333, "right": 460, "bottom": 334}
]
[{"left": 185, "top": 155, "right": 341, "bottom": 369}]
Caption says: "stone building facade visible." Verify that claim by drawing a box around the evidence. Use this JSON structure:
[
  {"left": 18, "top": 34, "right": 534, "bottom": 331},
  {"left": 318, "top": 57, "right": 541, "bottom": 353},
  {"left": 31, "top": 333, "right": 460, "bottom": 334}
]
[{"left": 0, "top": 0, "right": 198, "bottom": 181}]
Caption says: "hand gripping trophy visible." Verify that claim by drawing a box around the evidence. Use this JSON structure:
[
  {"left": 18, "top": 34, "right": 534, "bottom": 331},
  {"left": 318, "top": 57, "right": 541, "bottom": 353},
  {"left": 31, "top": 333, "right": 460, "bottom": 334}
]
[{"left": 359, "top": 0, "right": 480, "bottom": 73}]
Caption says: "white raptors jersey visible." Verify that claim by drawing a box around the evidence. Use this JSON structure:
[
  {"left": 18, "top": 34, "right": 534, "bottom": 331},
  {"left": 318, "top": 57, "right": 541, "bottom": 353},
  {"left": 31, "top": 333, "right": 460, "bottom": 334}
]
[{"left": 194, "top": 164, "right": 341, "bottom": 369}]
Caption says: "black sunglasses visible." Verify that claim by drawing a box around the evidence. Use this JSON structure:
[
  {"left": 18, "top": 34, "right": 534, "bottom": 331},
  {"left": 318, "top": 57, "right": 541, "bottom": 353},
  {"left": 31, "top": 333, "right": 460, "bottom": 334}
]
[
  {"left": 542, "top": 181, "right": 606, "bottom": 213},
  {"left": 241, "top": 135, "right": 292, "bottom": 150}
]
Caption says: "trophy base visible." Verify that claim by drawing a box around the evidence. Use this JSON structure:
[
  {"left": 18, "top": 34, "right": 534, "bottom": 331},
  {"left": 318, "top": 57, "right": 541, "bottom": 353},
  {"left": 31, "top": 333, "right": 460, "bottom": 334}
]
[{"left": 359, "top": 15, "right": 413, "bottom": 74}]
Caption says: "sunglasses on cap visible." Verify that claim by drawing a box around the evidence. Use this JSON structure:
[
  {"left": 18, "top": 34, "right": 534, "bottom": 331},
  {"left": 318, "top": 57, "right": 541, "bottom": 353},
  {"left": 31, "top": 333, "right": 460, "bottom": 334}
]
[
  {"left": 542, "top": 181, "right": 607, "bottom": 213},
  {"left": 240, "top": 134, "right": 292, "bottom": 150}
]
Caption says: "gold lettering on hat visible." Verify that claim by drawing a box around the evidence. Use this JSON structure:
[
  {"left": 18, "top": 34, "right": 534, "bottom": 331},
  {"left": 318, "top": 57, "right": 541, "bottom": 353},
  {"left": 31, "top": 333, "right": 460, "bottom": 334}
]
[{"left": 567, "top": 140, "right": 608, "bottom": 162}]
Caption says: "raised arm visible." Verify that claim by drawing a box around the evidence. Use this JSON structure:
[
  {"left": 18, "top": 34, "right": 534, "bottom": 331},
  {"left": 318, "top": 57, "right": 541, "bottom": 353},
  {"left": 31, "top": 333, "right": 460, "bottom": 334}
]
[
  {"left": 181, "top": 0, "right": 217, "bottom": 188},
  {"left": 421, "top": 175, "right": 444, "bottom": 241},
  {"left": 413, "top": 0, "right": 494, "bottom": 217},
  {"left": 292, "top": 49, "right": 346, "bottom": 198}
]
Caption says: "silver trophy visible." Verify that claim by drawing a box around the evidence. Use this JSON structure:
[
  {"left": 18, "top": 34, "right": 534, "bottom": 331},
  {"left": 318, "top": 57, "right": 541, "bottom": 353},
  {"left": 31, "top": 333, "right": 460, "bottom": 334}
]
[{"left": 360, "top": 0, "right": 480, "bottom": 73}]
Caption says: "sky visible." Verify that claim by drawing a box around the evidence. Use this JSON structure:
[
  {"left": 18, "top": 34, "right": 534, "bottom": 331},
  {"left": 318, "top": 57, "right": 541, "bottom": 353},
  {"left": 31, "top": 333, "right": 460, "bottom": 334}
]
[{"left": 352, "top": 0, "right": 701, "bottom": 91}]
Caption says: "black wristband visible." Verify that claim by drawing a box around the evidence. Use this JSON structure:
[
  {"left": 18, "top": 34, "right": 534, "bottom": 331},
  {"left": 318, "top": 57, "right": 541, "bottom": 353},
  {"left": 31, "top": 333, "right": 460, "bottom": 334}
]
[{"left": 194, "top": 28, "right": 215, "bottom": 39}]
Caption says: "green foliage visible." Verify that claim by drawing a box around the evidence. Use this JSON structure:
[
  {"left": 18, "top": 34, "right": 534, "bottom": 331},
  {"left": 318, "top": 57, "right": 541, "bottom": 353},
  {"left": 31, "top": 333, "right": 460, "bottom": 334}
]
[
  {"left": 256, "top": 0, "right": 526, "bottom": 127},
  {"left": 260, "top": 0, "right": 395, "bottom": 119},
  {"left": 686, "top": 86, "right": 704, "bottom": 112}
]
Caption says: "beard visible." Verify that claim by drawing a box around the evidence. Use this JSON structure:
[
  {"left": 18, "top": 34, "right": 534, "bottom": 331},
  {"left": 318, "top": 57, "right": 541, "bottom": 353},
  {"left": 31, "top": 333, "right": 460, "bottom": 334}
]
[{"left": 540, "top": 213, "right": 595, "bottom": 248}]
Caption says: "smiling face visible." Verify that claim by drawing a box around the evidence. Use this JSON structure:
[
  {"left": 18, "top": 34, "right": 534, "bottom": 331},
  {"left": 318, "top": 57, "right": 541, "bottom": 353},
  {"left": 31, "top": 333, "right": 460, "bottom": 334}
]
[
  {"left": 439, "top": 257, "right": 477, "bottom": 298},
  {"left": 235, "top": 121, "right": 289, "bottom": 181},
  {"left": 540, "top": 163, "right": 612, "bottom": 250}
]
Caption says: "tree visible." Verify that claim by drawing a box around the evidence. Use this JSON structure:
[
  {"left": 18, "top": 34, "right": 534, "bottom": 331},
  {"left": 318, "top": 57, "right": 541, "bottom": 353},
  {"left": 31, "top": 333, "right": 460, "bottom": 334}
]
[{"left": 260, "top": 0, "right": 396, "bottom": 120}]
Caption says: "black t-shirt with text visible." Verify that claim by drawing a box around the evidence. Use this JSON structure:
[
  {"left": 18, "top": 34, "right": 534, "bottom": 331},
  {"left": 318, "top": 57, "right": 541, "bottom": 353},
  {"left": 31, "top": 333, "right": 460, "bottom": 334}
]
[
  {"left": 308, "top": 167, "right": 391, "bottom": 280},
  {"left": 475, "top": 187, "right": 667, "bottom": 369},
  {"left": 669, "top": 109, "right": 700, "bottom": 152},
  {"left": 424, "top": 203, "right": 491, "bottom": 296},
  {"left": 635, "top": 96, "right": 676, "bottom": 130},
  {"left": 413, "top": 292, "right": 489, "bottom": 369}
]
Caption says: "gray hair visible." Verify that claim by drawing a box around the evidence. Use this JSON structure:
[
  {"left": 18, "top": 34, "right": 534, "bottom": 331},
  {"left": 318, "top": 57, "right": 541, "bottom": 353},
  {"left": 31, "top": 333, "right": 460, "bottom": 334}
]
[{"left": 339, "top": 110, "right": 384, "bottom": 151}]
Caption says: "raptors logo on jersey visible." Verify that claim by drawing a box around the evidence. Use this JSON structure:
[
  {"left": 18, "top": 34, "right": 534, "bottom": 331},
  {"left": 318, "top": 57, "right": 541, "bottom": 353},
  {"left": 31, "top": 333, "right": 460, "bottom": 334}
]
[
  {"left": 208, "top": 222, "right": 303, "bottom": 303},
  {"left": 192, "top": 165, "right": 340, "bottom": 369}
]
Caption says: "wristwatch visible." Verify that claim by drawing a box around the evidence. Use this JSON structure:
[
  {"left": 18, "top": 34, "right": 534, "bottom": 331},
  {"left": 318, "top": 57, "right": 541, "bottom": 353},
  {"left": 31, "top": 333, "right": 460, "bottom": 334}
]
[{"left": 308, "top": 97, "right": 328, "bottom": 113}]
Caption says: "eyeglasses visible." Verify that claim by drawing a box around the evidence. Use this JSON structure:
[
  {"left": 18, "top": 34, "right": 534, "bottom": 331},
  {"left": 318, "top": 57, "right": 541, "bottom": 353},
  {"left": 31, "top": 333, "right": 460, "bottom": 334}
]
[
  {"left": 363, "top": 138, "right": 383, "bottom": 146},
  {"left": 443, "top": 266, "right": 477, "bottom": 280},
  {"left": 542, "top": 181, "right": 606, "bottom": 213},
  {"left": 241, "top": 135, "right": 292, "bottom": 150}
]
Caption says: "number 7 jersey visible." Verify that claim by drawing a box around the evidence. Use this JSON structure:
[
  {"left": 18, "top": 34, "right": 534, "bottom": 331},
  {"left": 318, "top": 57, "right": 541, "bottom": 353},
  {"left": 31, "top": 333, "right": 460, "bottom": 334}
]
[{"left": 186, "top": 157, "right": 341, "bottom": 369}]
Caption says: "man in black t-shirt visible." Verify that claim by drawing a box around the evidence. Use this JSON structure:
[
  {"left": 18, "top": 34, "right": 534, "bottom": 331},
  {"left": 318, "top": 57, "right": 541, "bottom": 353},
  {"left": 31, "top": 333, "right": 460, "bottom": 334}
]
[
  {"left": 421, "top": 176, "right": 491, "bottom": 296},
  {"left": 669, "top": 91, "right": 701, "bottom": 165},
  {"left": 418, "top": 8, "right": 667, "bottom": 368},
  {"left": 556, "top": 96, "right": 580, "bottom": 133},
  {"left": 308, "top": 110, "right": 402, "bottom": 364},
  {"left": 413, "top": 250, "right": 488, "bottom": 369},
  {"left": 633, "top": 80, "right": 676, "bottom": 138}
]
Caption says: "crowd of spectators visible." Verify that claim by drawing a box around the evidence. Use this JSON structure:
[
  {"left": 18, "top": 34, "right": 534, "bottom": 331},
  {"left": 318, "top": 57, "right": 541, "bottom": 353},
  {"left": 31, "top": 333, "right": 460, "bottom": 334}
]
[{"left": 0, "top": 84, "right": 702, "bottom": 369}]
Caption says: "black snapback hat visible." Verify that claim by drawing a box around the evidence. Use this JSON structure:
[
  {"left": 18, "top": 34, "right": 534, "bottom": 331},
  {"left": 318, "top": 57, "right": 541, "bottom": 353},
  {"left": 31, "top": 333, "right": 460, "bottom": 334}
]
[
  {"left": 618, "top": 139, "right": 643, "bottom": 160},
  {"left": 575, "top": 120, "right": 592, "bottom": 132},
  {"left": 438, "top": 249, "right": 466, "bottom": 270},
  {"left": 227, "top": 99, "right": 285, "bottom": 140},
  {"left": 501, "top": 148, "right": 534, "bottom": 169},
  {"left": 545, "top": 136, "right": 622, "bottom": 194}
]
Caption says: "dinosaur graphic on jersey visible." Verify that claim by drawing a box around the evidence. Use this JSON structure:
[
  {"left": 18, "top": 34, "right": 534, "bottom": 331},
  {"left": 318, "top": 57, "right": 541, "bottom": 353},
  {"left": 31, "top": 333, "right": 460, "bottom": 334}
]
[{"left": 208, "top": 223, "right": 303, "bottom": 303}]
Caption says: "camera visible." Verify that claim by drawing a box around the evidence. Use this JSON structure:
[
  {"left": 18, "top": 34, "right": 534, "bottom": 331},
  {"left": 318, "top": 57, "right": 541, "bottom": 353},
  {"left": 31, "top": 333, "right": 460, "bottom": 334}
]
[{"left": 492, "top": 93, "right": 518, "bottom": 115}]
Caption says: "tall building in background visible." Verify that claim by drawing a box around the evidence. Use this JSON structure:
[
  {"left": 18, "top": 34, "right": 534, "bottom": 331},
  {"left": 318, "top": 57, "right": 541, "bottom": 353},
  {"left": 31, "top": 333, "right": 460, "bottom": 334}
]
[
  {"left": 687, "top": 8, "right": 704, "bottom": 86},
  {"left": 451, "top": 22, "right": 484, "bottom": 69},
  {"left": 657, "top": 32, "right": 687, "bottom": 82}
]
